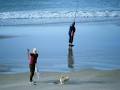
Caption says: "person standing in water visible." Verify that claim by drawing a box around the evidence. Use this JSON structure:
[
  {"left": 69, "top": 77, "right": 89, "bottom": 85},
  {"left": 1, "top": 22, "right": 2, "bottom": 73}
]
[
  {"left": 27, "top": 48, "right": 38, "bottom": 84},
  {"left": 68, "top": 21, "right": 76, "bottom": 46}
]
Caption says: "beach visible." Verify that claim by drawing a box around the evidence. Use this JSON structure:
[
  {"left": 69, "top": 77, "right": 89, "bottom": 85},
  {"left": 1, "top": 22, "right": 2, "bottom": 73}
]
[
  {"left": 0, "top": 69, "right": 120, "bottom": 90},
  {"left": 0, "top": 22, "right": 120, "bottom": 90},
  {"left": 0, "top": 0, "right": 120, "bottom": 89}
]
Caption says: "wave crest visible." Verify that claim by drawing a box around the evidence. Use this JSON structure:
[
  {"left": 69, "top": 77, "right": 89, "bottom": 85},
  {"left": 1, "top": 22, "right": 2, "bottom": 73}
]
[{"left": 0, "top": 10, "right": 120, "bottom": 19}]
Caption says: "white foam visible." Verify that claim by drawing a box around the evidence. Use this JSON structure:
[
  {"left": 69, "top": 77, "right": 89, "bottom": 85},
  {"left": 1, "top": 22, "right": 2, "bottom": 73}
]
[
  {"left": 0, "top": 10, "right": 120, "bottom": 25},
  {"left": 0, "top": 10, "right": 120, "bottom": 19}
]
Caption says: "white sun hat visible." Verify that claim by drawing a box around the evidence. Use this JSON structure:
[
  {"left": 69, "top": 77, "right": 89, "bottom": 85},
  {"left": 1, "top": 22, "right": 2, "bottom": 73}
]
[{"left": 32, "top": 48, "right": 37, "bottom": 54}]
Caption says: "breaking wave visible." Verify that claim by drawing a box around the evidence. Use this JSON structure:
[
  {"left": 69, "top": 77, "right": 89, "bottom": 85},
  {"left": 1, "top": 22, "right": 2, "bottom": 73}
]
[
  {"left": 0, "top": 10, "right": 120, "bottom": 19},
  {"left": 0, "top": 10, "right": 120, "bottom": 25}
]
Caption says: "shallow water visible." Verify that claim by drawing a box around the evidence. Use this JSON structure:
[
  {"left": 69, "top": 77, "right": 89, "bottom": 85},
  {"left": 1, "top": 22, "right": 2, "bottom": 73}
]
[{"left": 0, "top": 22, "right": 120, "bottom": 73}]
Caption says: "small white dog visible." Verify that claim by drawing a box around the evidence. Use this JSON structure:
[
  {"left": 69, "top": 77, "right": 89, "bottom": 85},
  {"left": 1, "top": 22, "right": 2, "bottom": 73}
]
[{"left": 59, "top": 75, "right": 69, "bottom": 84}]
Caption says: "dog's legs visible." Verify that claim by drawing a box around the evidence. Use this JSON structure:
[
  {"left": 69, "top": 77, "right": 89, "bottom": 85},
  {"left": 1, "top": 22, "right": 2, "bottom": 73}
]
[{"left": 60, "top": 78, "right": 64, "bottom": 84}]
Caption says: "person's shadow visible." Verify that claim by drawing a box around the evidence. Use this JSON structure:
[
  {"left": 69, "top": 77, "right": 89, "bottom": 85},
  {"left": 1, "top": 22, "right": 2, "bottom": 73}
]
[{"left": 67, "top": 46, "right": 74, "bottom": 68}]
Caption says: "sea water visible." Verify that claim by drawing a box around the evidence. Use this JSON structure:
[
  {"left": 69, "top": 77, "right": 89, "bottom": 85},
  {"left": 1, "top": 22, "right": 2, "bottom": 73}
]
[
  {"left": 0, "top": 0, "right": 120, "bottom": 25},
  {"left": 0, "top": 0, "right": 120, "bottom": 73}
]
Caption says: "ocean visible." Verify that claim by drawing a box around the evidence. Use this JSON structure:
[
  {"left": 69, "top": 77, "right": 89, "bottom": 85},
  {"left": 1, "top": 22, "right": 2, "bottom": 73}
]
[
  {"left": 0, "top": 0, "right": 120, "bottom": 74},
  {"left": 0, "top": 0, "right": 120, "bottom": 25}
]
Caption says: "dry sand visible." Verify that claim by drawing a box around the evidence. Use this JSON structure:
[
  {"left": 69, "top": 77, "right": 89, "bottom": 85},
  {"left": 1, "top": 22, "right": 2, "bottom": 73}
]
[{"left": 0, "top": 69, "right": 120, "bottom": 90}]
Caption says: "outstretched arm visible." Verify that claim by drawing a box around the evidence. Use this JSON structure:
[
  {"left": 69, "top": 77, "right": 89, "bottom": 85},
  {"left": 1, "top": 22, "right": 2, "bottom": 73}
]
[{"left": 27, "top": 49, "right": 30, "bottom": 60}]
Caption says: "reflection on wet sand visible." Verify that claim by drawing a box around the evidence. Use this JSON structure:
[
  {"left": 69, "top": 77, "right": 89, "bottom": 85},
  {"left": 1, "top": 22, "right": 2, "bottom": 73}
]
[{"left": 68, "top": 46, "right": 74, "bottom": 68}]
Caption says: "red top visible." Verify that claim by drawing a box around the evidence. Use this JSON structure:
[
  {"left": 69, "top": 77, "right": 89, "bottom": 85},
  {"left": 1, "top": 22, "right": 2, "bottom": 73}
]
[{"left": 29, "top": 53, "right": 38, "bottom": 65}]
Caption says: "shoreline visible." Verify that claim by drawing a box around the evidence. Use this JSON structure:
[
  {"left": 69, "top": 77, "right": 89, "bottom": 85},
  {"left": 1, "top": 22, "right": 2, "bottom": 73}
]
[{"left": 0, "top": 67, "right": 120, "bottom": 75}]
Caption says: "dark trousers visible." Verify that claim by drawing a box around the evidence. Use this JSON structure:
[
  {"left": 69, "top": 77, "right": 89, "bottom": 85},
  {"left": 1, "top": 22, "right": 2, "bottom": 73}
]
[
  {"left": 69, "top": 35, "right": 74, "bottom": 43},
  {"left": 29, "top": 64, "right": 35, "bottom": 82}
]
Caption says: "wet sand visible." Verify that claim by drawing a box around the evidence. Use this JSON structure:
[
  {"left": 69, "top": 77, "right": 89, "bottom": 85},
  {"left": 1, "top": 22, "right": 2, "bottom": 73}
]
[{"left": 0, "top": 22, "right": 120, "bottom": 73}]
